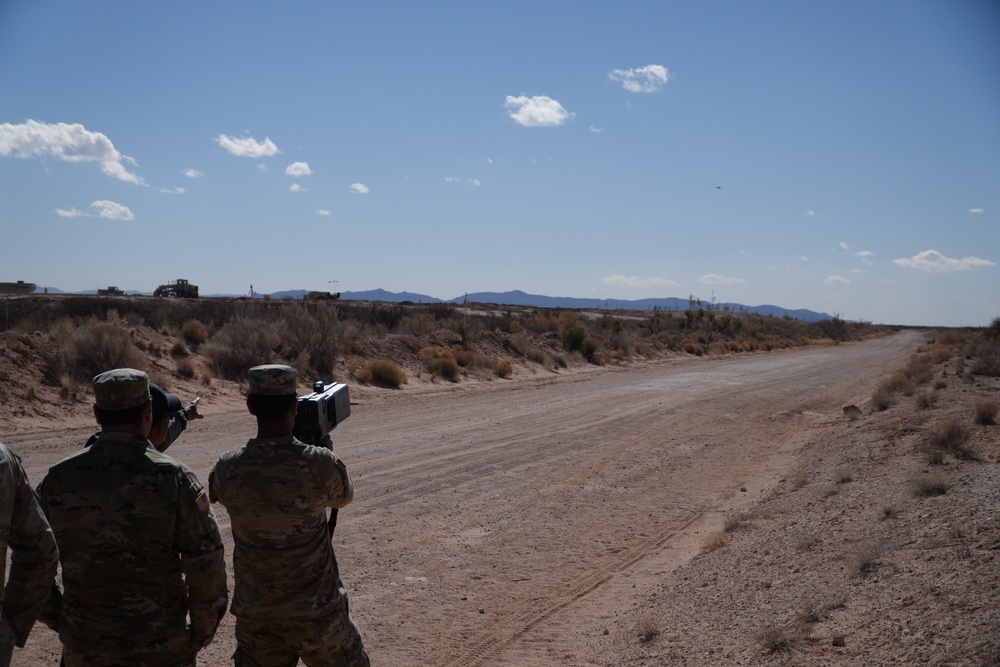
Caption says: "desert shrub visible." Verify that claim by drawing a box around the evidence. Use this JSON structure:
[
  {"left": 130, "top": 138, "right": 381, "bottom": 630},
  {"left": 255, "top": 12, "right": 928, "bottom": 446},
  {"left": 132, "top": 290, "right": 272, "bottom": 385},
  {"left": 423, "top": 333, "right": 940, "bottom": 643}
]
[
  {"left": 181, "top": 319, "right": 209, "bottom": 345},
  {"left": 44, "top": 322, "right": 146, "bottom": 384},
  {"left": 202, "top": 317, "right": 281, "bottom": 380},
  {"left": 912, "top": 472, "right": 948, "bottom": 497},
  {"left": 492, "top": 359, "right": 513, "bottom": 378},
  {"left": 635, "top": 615, "right": 660, "bottom": 643},
  {"left": 701, "top": 531, "right": 729, "bottom": 552},
  {"left": 914, "top": 392, "right": 937, "bottom": 410},
  {"left": 356, "top": 359, "right": 406, "bottom": 388},
  {"left": 849, "top": 538, "right": 891, "bottom": 575},
  {"left": 275, "top": 302, "right": 342, "bottom": 375},
  {"left": 755, "top": 623, "right": 794, "bottom": 654},
  {"left": 723, "top": 511, "right": 752, "bottom": 532},
  {"left": 453, "top": 348, "right": 485, "bottom": 368},
  {"left": 418, "top": 347, "right": 460, "bottom": 381},
  {"left": 562, "top": 326, "right": 588, "bottom": 354},
  {"left": 974, "top": 399, "right": 999, "bottom": 425},
  {"left": 175, "top": 358, "right": 196, "bottom": 379},
  {"left": 929, "top": 417, "right": 970, "bottom": 454},
  {"left": 171, "top": 341, "right": 189, "bottom": 357},
  {"left": 871, "top": 389, "right": 892, "bottom": 411},
  {"left": 397, "top": 313, "right": 437, "bottom": 336}
]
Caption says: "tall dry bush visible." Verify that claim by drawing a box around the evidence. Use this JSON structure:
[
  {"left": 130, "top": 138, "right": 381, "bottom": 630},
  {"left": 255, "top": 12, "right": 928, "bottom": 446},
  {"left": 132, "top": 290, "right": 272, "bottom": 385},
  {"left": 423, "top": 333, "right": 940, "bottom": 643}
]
[
  {"left": 43, "top": 322, "right": 147, "bottom": 384},
  {"left": 202, "top": 317, "right": 281, "bottom": 380}
]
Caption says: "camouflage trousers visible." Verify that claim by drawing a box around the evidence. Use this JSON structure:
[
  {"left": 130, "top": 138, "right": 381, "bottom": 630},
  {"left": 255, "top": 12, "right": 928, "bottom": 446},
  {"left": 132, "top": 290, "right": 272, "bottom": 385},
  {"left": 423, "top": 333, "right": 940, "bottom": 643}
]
[
  {"left": 60, "top": 647, "right": 196, "bottom": 667},
  {"left": 234, "top": 606, "right": 369, "bottom": 667}
]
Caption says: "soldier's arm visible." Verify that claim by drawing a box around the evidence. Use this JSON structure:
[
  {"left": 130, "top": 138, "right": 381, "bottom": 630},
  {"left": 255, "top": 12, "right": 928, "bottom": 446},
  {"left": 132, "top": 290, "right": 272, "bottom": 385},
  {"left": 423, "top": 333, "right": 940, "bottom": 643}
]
[
  {"left": 4, "top": 459, "right": 59, "bottom": 646},
  {"left": 175, "top": 471, "right": 228, "bottom": 650},
  {"left": 320, "top": 449, "right": 355, "bottom": 509}
]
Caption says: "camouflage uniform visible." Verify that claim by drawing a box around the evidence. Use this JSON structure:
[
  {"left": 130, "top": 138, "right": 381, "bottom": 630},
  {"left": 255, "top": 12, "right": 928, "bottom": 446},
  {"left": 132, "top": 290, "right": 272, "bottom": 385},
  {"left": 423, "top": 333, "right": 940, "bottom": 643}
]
[
  {"left": 0, "top": 442, "right": 59, "bottom": 667},
  {"left": 36, "top": 369, "right": 228, "bottom": 666},
  {"left": 209, "top": 364, "right": 369, "bottom": 667}
]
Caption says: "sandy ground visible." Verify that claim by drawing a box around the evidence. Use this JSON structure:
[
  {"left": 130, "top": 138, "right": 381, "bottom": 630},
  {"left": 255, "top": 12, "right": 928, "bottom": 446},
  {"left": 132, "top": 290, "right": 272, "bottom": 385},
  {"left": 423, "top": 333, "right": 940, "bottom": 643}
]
[{"left": 5, "top": 330, "right": 999, "bottom": 665}]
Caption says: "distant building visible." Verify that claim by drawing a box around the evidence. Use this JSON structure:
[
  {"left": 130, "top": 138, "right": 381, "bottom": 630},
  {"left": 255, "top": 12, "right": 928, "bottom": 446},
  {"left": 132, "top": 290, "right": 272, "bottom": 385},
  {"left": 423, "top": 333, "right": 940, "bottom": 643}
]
[{"left": 0, "top": 280, "right": 36, "bottom": 295}]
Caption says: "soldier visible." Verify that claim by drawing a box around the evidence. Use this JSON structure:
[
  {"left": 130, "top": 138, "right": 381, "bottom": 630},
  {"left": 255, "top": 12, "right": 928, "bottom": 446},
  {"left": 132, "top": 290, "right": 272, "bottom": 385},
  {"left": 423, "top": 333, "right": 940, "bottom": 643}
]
[
  {"left": 84, "top": 382, "right": 202, "bottom": 453},
  {"left": 36, "top": 368, "right": 227, "bottom": 666},
  {"left": 0, "top": 441, "right": 59, "bottom": 667},
  {"left": 210, "top": 364, "right": 369, "bottom": 667}
]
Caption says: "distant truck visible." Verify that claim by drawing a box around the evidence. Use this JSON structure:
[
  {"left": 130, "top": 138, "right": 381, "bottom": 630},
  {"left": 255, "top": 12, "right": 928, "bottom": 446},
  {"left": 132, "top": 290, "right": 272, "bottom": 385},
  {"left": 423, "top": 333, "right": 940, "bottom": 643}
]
[
  {"left": 154, "top": 278, "right": 199, "bottom": 298},
  {"left": 0, "top": 280, "right": 36, "bottom": 295},
  {"left": 98, "top": 286, "right": 125, "bottom": 296}
]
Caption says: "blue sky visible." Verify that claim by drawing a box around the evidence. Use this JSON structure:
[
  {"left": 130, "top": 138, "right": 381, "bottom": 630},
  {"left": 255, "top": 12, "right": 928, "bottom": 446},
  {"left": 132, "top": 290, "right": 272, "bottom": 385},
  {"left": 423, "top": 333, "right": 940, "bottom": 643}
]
[{"left": 1, "top": 1, "right": 997, "bottom": 327}]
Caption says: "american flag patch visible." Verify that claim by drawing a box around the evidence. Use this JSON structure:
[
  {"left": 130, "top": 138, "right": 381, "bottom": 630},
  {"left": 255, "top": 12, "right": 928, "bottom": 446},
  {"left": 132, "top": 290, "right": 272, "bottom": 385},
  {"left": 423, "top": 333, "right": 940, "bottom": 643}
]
[{"left": 195, "top": 489, "right": 210, "bottom": 513}]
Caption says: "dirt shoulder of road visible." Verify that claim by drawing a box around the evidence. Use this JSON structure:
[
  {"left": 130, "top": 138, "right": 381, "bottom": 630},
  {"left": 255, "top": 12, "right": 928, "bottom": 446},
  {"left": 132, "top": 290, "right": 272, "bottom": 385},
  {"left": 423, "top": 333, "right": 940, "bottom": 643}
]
[{"left": 591, "top": 359, "right": 1000, "bottom": 665}]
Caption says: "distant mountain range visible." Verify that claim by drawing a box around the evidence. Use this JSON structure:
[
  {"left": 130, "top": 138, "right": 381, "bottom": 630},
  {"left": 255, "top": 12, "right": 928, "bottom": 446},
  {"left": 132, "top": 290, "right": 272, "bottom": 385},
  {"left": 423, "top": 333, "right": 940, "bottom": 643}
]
[{"left": 33, "top": 286, "right": 835, "bottom": 322}]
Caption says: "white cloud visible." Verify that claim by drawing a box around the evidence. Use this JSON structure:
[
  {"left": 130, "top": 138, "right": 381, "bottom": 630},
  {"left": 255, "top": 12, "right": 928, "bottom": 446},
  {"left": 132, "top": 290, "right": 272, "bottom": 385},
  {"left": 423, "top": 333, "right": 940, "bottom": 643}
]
[
  {"left": 807, "top": 209, "right": 816, "bottom": 216},
  {"left": 856, "top": 250, "right": 874, "bottom": 257},
  {"left": 55, "top": 207, "right": 84, "bottom": 218},
  {"left": 486, "top": 157, "right": 494, "bottom": 165},
  {"left": 504, "top": 95, "right": 573, "bottom": 127},
  {"left": 588, "top": 126, "right": 603, "bottom": 133},
  {"left": 315, "top": 209, "right": 332, "bottom": 216},
  {"left": 0, "top": 119, "right": 145, "bottom": 184},
  {"left": 892, "top": 249, "right": 995, "bottom": 272},
  {"left": 350, "top": 183, "right": 370, "bottom": 194},
  {"left": 796, "top": 256, "right": 809, "bottom": 262},
  {"left": 285, "top": 161, "right": 312, "bottom": 177},
  {"left": 91, "top": 200, "right": 134, "bottom": 220},
  {"left": 216, "top": 134, "right": 279, "bottom": 158},
  {"left": 839, "top": 241, "right": 850, "bottom": 251},
  {"left": 602, "top": 274, "right": 679, "bottom": 289},
  {"left": 255, "top": 163, "right": 268, "bottom": 173},
  {"left": 184, "top": 168, "right": 203, "bottom": 178},
  {"left": 290, "top": 183, "right": 305, "bottom": 192},
  {"left": 608, "top": 64, "right": 670, "bottom": 93},
  {"left": 158, "top": 186, "right": 185, "bottom": 195},
  {"left": 699, "top": 274, "right": 746, "bottom": 286},
  {"left": 825, "top": 274, "right": 851, "bottom": 285},
  {"left": 444, "top": 177, "right": 481, "bottom": 187},
  {"left": 970, "top": 208, "right": 983, "bottom": 214}
]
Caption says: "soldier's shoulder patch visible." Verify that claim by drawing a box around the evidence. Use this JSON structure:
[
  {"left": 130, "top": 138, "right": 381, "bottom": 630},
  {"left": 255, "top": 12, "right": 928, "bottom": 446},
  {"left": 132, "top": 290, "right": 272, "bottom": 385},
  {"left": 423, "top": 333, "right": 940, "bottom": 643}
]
[{"left": 195, "top": 488, "right": 210, "bottom": 514}]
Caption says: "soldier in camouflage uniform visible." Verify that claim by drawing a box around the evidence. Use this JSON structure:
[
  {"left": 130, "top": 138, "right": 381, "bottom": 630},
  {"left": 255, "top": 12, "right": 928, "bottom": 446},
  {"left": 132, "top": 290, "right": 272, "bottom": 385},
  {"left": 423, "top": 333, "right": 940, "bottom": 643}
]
[
  {"left": 0, "top": 441, "right": 59, "bottom": 667},
  {"left": 36, "top": 368, "right": 228, "bottom": 667},
  {"left": 210, "top": 364, "right": 369, "bottom": 667}
]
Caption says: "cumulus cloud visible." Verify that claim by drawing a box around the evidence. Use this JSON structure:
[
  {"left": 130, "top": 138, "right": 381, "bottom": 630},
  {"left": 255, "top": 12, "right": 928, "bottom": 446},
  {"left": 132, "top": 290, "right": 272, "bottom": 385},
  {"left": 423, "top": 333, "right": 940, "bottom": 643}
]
[
  {"left": 444, "top": 177, "right": 481, "bottom": 187},
  {"left": 602, "top": 275, "right": 679, "bottom": 289},
  {"left": 290, "top": 183, "right": 305, "bottom": 192},
  {"left": 970, "top": 208, "right": 983, "bottom": 214},
  {"left": 892, "top": 249, "right": 995, "bottom": 272},
  {"left": 0, "top": 119, "right": 145, "bottom": 184},
  {"left": 158, "top": 186, "right": 185, "bottom": 195},
  {"left": 504, "top": 95, "right": 573, "bottom": 127},
  {"left": 285, "top": 161, "right": 312, "bottom": 177},
  {"left": 807, "top": 209, "right": 816, "bottom": 216},
  {"left": 856, "top": 250, "right": 874, "bottom": 257},
  {"left": 216, "top": 134, "right": 279, "bottom": 158},
  {"left": 588, "top": 126, "right": 603, "bottom": 133},
  {"left": 839, "top": 241, "right": 850, "bottom": 251},
  {"left": 699, "top": 274, "right": 746, "bottom": 286},
  {"left": 184, "top": 168, "right": 203, "bottom": 178},
  {"left": 56, "top": 200, "right": 134, "bottom": 220},
  {"left": 315, "top": 209, "right": 332, "bottom": 216},
  {"left": 350, "top": 183, "right": 370, "bottom": 194},
  {"left": 608, "top": 64, "right": 669, "bottom": 93},
  {"left": 825, "top": 274, "right": 851, "bottom": 285}
]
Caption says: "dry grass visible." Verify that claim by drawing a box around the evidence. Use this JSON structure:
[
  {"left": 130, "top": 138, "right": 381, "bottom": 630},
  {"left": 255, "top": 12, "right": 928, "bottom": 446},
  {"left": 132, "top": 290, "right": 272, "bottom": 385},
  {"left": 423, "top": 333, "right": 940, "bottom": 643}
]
[
  {"left": 356, "top": 359, "right": 407, "bottom": 388},
  {"left": 634, "top": 614, "right": 660, "bottom": 643},
  {"left": 754, "top": 622, "right": 795, "bottom": 655},
  {"left": 181, "top": 319, "right": 209, "bottom": 345},
  {"left": 911, "top": 472, "right": 948, "bottom": 497},
  {"left": 974, "top": 399, "right": 998, "bottom": 425},
  {"left": 701, "top": 531, "right": 730, "bottom": 553}
]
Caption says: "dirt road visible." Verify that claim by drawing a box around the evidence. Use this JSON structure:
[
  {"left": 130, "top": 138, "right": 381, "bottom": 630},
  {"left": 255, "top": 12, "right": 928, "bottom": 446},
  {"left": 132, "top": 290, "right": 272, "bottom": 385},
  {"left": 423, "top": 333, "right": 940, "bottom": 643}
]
[{"left": 9, "top": 332, "right": 922, "bottom": 666}]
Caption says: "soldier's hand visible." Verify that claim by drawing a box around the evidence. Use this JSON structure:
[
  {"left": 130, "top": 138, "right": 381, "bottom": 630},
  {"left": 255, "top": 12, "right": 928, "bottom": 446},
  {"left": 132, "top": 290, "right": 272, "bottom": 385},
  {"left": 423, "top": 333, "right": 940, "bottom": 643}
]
[
  {"left": 318, "top": 433, "right": 334, "bottom": 451},
  {"left": 184, "top": 397, "right": 204, "bottom": 421}
]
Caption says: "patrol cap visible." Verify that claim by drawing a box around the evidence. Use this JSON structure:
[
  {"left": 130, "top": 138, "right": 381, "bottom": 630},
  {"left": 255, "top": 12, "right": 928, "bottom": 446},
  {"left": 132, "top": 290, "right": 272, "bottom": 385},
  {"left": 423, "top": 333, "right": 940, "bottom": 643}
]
[
  {"left": 150, "top": 383, "right": 182, "bottom": 422},
  {"left": 93, "top": 368, "right": 151, "bottom": 410},
  {"left": 247, "top": 364, "right": 298, "bottom": 396}
]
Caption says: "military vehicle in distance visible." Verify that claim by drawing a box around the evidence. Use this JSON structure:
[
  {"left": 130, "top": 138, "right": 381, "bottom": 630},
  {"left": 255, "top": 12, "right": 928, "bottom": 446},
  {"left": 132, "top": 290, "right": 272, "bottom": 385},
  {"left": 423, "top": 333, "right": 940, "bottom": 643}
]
[
  {"left": 304, "top": 290, "right": 341, "bottom": 301},
  {"left": 154, "top": 278, "right": 199, "bottom": 298},
  {"left": 97, "top": 286, "right": 125, "bottom": 296}
]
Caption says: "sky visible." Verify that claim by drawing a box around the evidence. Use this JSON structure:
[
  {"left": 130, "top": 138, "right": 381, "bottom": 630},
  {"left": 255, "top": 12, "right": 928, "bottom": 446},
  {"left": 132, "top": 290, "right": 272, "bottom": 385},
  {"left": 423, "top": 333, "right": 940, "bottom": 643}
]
[{"left": 1, "top": 1, "right": 998, "bottom": 327}]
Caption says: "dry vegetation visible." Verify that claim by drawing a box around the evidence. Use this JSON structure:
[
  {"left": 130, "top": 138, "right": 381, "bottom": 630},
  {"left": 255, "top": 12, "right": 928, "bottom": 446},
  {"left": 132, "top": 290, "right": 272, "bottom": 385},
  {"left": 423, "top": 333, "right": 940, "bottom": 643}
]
[{"left": 0, "top": 294, "right": 891, "bottom": 407}]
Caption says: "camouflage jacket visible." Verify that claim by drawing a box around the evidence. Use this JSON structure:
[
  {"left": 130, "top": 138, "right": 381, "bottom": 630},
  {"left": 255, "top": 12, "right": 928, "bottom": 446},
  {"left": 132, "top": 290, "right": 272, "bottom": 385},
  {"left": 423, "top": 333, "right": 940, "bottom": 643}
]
[
  {"left": 0, "top": 443, "right": 58, "bottom": 650},
  {"left": 36, "top": 432, "right": 227, "bottom": 654},
  {"left": 209, "top": 435, "right": 354, "bottom": 620}
]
